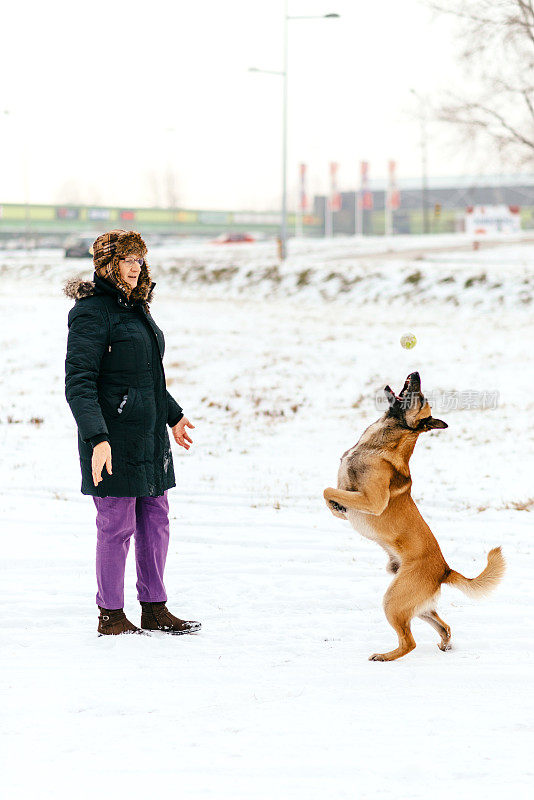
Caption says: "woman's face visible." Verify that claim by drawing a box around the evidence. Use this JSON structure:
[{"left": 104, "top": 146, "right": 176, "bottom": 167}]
[{"left": 118, "top": 254, "right": 143, "bottom": 289}]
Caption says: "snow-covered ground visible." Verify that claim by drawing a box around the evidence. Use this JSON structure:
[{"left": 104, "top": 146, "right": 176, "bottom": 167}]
[{"left": 1, "top": 235, "right": 533, "bottom": 798}]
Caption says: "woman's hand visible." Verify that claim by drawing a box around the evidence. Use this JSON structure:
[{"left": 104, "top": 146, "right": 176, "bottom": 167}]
[
  {"left": 172, "top": 418, "right": 195, "bottom": 450},
  {"left": 92, "top": 441, "right": 112, "bottom": 486}
]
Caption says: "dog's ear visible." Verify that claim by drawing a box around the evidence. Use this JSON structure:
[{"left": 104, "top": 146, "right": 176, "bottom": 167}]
[
  {"left": 384, "top": 385, "right": 399, "bottom": 407},
  {"left": 421, "top": 417, "right": 448, "bottom": 431},
  {"left": 399, "top": 378, "right": 411, "bottom": 397}
]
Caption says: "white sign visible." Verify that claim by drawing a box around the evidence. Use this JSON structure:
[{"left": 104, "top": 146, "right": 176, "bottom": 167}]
[
  {"left": 465, "top": 205, "right": 521, "bottom": 235},
  {"left": 233, "top": 212, "right": 281, "bottom": 225},
  {"left": 88, "top": 208, "right": 110, "bottom": 221}
]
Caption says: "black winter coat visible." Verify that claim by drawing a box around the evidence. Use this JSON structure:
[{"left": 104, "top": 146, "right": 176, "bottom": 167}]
[{"left": 65, "top": 273, "right": 184, "bottom": 497}]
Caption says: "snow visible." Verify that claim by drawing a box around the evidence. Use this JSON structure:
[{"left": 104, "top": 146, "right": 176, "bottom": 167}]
[{"left": 1, "top": 235, "right": 533, "bottom": 798}]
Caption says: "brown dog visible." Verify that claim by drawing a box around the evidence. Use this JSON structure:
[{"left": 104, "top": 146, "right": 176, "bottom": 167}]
[{"left": 324, "top": 371, "right": 505, "bottom": 662}]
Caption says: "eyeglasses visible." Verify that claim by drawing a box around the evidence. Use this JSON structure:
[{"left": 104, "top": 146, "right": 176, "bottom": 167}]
[{"left": 120, "top": 257, "right": 144, "bottom": 267}]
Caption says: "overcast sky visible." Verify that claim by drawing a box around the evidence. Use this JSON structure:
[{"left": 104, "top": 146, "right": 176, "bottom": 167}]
[{"left": 0, "top": 0, "right": 508, "bottom": 211}]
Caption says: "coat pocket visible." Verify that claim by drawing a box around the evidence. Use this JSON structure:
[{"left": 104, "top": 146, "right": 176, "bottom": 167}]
[
  {"left": 100, "top": 386, "right": 139, "bottom": 423},
  {"left": 115, "top": 387, "right": 140, "bottom": 422}
]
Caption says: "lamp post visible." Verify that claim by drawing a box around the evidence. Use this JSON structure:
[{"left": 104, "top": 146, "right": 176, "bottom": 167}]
[
  {"left": 250, "top": 5, "right": 339, "bottom": 260},
  {"left": 410, "top": 89, "right": 429, "bottom": 235}
]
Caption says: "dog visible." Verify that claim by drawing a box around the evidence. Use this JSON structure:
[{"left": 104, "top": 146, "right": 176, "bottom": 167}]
[{"left": 324, "top": 371, "right": 505, "bottom": 662}]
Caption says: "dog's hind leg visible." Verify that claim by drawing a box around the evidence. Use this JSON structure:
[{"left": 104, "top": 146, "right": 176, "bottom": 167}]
[
  {"left": 369, "top": 615, "right": 416, "bottom": 662},
  {"left": 419, "top": 610, "right": 452, "bottom": 651},
  {"left": 369, "top": 577, "right": 417, "bottom": 662}
]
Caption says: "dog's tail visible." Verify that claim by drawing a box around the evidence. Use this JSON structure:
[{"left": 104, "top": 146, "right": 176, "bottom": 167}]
[{"left": 443, "top": 547, "right": 505, "bottom": 597}]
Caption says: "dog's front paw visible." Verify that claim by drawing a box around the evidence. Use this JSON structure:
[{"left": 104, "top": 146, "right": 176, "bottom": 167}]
[
  {"left": 438, "top": 642, "right": 452, "bottom": 652},
  {"left": 330, "top": 500, "right": 347, "bottom": 514}
]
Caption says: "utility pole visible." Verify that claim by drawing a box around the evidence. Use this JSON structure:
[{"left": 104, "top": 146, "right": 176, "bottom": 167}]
[
  {"left": 249, "top": 8, "right": 340, "bottom": 260},
  {"left": 410, "top": 89, "right": 429, "bottom": 234},
  {"left": 281, "top": 0, "right": 288, "bottom": 259}
]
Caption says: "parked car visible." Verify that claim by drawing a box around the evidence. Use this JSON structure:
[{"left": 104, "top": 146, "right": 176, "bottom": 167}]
[
  {"left": 212, "top": 232, "right": 256, "bottom": 244},
  {"left": 64, "top": 233, "right": 98, "bottom": 258}
]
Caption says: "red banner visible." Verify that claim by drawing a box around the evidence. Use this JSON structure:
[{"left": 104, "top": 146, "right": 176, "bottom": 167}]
[
  {"left": 360, "top": 161, "right": 373, "bottom": 210},
  {"left": 387, "top": 160, "right": 400, "bottom": 210},
  {"left": 330, "top": 162, "right": 342, "bottom": 212},
  {"left": 299, "top": 163, "right": 308, "bottom": 212}
]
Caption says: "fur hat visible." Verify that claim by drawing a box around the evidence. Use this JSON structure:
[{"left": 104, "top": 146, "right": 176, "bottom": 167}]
[{"left": 92, "top": 229, "right": 151, "bottom": 303}]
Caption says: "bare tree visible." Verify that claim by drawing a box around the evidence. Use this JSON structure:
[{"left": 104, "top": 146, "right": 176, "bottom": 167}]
[
  {"left": 429, "top": 1, "right": 534, "bottom": 165},
  {"left": 143, "top": 168, "right": 180, "bottom": 209},
  {"left": 86, "top": 184, "right": 103, "bottom": 206},
  {"left": 55, "top": 179, "right": 83, "bottom": 205},
  {"left": 145, "top": 170, "right": 163, "bottom": 208},
  {"left": 164, "top": 166, "right": 179, "bottom": 209}
]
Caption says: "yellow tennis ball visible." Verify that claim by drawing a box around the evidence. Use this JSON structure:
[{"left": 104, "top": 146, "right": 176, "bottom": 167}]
[{"left": 400, "top": 333, "right": 417, "bottom": 349}]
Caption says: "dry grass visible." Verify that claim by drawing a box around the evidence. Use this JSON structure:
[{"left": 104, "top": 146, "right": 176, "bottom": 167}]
[{"left": 502, "top": 498, "right": 534, "bottom": 512}]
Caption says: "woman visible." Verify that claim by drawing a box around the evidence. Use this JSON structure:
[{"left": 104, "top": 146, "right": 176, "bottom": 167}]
[{"left": 64, "top": 229, "right": 201, "bottom": 636}]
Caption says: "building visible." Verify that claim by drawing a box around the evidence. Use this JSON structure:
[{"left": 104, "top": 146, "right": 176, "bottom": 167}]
[{"left": 313, "top": 175, "right": 534, "bottom": 235}]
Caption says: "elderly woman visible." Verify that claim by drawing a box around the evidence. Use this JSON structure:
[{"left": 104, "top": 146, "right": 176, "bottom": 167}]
[{"left": 64, "top": 229, "right": 201, "bottom": 636}]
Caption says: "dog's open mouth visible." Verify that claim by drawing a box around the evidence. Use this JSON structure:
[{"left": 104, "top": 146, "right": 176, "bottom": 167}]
[{"left": 330, "top": 500, "right": 347, "bottom": 514}]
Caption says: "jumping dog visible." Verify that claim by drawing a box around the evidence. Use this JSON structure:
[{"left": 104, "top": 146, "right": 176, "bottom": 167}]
[{"left": 324, "top": 371, "right": 505, "bottom": 662}]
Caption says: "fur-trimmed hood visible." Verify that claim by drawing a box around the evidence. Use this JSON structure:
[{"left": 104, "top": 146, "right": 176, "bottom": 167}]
[{"left": 63, "top": 274, "right": 155, "bottom": 305}]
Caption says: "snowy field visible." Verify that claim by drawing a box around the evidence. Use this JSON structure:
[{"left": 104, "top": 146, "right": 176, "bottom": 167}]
[{"left": 1, "top": 235, "right": 533, "bottom": 798}]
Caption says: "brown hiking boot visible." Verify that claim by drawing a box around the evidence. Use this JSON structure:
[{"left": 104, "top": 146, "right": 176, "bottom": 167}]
[
  {"left": 97, "top": 607, "right": 146, "bottom": 636},
  {"left": 140, "top": 601, "right": 201, "bottom": 635}
]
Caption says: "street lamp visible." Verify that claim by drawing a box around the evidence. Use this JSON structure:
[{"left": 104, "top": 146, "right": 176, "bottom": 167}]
[
  {"left": 410, "top": 88, "right": 430, "bottom": 235},
  {"left": 249, "top": 4, "right": 339, "bottom": 260}
]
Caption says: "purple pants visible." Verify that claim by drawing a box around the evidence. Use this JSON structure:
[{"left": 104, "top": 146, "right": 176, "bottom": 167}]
[{"left": 93, "top": 492, "right": 170, "bottom": 610}]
